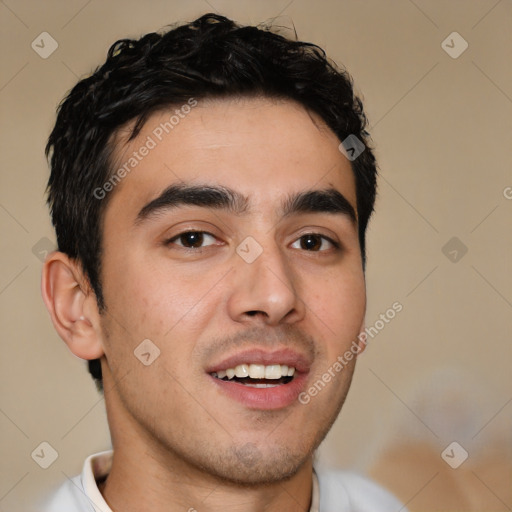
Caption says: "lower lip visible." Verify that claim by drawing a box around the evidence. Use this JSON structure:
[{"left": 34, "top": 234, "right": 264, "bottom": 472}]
[{"left": 208, "top": 372, "right": 309, "bottom": 410}]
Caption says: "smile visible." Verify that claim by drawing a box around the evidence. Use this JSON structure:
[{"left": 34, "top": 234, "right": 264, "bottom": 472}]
[
  {"left": 211, "top": 363, "right": 296, "bottom": 388},
  {"left": 206, "top": 348, "right": 312, "bottom": 409}
]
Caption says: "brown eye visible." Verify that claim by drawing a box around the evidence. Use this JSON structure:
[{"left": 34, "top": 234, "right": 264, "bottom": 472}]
[
  {"left": 291, "top": 234, "right": 337, "bottom": 252},
  {"left": 168, "top": 231, "right": 217, "bottom": 248},
  {"left": 301, "top": 234, "right": 321, "bottom": 251}
]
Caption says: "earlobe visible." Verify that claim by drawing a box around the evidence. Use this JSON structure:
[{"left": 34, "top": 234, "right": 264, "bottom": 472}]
[{"left": 41, "top": 252, "right": 104, "bottom": 360}]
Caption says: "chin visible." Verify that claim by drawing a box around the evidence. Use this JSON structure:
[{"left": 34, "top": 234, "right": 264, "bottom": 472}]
[{"left": 193, "top": 441, "right": 312, "bottom": 486}]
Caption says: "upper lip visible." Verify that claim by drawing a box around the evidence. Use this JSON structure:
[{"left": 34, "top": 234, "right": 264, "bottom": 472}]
[{"left": 206, "top": 347, "right": 312, "bottom": 374}]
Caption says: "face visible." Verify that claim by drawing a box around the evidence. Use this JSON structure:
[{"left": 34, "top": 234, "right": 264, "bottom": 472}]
[{"left": 98, "top": 96, "right": 366, "bottom": 484}]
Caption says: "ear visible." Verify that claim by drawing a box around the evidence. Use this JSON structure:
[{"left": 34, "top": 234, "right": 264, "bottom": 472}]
[{"left": 41, "top": 251, "right": 104, "bottom": 360}]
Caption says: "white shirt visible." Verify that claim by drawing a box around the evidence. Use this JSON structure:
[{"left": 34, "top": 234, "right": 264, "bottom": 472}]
[{"left": 38, "top": 450, "right": 406, "bottom": 512}]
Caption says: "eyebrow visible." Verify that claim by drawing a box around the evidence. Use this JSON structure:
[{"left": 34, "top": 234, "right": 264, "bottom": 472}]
[
  {"left": 135, "top": 184, "right": 356, "bottom": 225},
  {"left": 281, "top": 188, "right": 356, "bottom": 223}
]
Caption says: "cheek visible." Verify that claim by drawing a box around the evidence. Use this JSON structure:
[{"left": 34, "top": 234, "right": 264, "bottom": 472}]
[
  {"left": 308, "top": 266, "right": 366, "bottom": 322},
  {"left": 102, "top": 258, "right": 225, "bottom": 367},
  {"left": 308, "top": 268, "right": 366, "bottom": 348},
  {"left": 104, "top": 251, "right": 206, "bottom": 322}
]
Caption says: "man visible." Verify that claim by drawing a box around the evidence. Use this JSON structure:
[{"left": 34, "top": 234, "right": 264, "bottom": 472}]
[{"left": 40, "top": 13, "right": 405, "bottom": 512}]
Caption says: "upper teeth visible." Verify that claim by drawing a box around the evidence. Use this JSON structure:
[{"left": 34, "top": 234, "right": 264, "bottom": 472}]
[{"left": 213, "top": 364, "right": 295, "bottom": 380}]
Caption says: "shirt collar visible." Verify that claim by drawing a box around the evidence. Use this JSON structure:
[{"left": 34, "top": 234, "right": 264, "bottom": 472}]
[
  {"left": 81, "top": 450, "right": 113, "bottom": 512},
  {"left": 84, "top": 451, "right": 320, "bottom": 512}
]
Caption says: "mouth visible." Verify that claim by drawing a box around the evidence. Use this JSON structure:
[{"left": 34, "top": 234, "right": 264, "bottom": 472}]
[
  {"left": 206, "top": 349, "right": 311, "bottom": 410},
  {"left": 211, "top": 363, "right": 296, "bottom": 388}
]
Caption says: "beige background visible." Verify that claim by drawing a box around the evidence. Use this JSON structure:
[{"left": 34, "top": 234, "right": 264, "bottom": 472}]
[{"left": 1, "top": 1, "right": 511, "bottom": 511}]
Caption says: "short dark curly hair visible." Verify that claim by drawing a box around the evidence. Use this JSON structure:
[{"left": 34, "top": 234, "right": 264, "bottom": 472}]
[{"left": 45, "top": 13, "right": 377, "bottom": 391}]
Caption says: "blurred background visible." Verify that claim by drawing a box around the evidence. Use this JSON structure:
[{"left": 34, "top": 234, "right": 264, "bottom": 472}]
[{"left": 0, "top": 1, "right": 511, "bottom": 510}]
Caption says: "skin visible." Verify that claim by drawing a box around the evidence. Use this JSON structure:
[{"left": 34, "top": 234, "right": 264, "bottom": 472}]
[{"left": 42, "top": 96, "right": 367, "bottom": 512}]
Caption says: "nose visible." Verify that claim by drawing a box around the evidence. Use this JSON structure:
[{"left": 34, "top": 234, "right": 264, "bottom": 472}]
[{"left": 226, "top": 239, "right": 306, "bottom": 326}]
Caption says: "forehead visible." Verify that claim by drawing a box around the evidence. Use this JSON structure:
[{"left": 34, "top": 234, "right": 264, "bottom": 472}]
[{"left": 106, "top": 96, "right": 356, "bottom": 219}]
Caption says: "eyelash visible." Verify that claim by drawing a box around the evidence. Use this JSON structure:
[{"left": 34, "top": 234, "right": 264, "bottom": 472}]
[{"left": 164, "top": 230, "right": 340, "bottom": 252}]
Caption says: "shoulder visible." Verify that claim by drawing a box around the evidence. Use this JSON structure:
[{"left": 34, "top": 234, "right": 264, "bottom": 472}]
[{"left": 316, "top": 469, "right": 407, "bottom": 512}]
